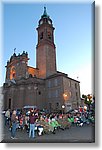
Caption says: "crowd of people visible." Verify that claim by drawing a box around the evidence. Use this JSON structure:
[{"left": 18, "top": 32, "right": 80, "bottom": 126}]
[{"left": 4, "top": 108, "right": 94, "bottom": 139}]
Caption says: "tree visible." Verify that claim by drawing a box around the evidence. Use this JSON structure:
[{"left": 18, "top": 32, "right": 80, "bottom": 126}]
[
  {"left": 82, "top": 94, "right": 92, "bottom": 111},
  {"left": 82, "top": 94, "right": 87, "bottom": 99}
]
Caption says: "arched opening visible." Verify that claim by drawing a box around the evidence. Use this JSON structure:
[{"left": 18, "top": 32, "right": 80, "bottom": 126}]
[
  {"left": 47, "top": 31, "right": 51, "bottom": 40},
  {"left": 10, "top": 66, "right": 16, "bottom": 80},
  {"left": 40, "top": 32, "right": 43, "bottom": 40},
  {"left": 8, "top": 98, "right": 11, "bottom": 109}
]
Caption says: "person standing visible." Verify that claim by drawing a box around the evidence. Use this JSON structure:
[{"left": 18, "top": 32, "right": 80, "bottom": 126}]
[
  {"left": 11, "top": 110, "right": 18, "bottom": 139},
  {"left": 29, "top": 112, "right": 38, "bottom": 138},
  {"left": 5, "top": 109, "right": 10, "bottom": 126}
]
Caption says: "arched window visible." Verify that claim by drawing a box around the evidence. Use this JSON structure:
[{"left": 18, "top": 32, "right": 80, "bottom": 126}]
[
  {"left": 8, "top": 98, "right": 11, "bottom": 109},
  {"left": 47, "top": 32, "right": 51, "bottom": 40},
  {"left": 10, "top": 66, "right": 16, "bottom": 80},
  {"left": 40, "top": 32, "right": 43, "bottom": 40},
  {"left": 29, "top": 74, "right": 33, "bottom": 78}
]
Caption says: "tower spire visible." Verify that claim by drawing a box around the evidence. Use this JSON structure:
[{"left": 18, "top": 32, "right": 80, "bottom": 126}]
[
  {"left": 41, "top": 6, "right": 49, "bottom": 18},
  {"left": 36, "top": 7, "right": 56, "bottom": 78},
  {"left": 44, "top": 6, "right": 47, "bottom": 15}
]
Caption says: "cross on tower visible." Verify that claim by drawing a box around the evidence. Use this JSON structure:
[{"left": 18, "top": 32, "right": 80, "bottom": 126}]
[{"left": 14, "top": 48, "right": 16, "bottom": 53}]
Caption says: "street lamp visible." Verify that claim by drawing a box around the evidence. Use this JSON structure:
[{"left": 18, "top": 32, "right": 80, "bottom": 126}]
[
  {"left": 63, "top": 93, "right": 68, "bottom": 101},
  {"left": 63, "top": 91, "right": 71, "bottom": 101},
  {"left": 63, "top": 91, "right": 71, "bottom": 112},
  {"left": 62, "top": 105, "right": 65, "bottom": 114}
]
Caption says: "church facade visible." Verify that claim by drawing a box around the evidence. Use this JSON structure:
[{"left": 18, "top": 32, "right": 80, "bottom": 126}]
[{"left": 3, "top": 7, "right": 81, "bottom": 113}]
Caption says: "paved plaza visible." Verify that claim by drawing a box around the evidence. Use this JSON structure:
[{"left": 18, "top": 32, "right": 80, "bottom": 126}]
[{"left": 1, "top": 124, "right": 95, "bottom": 143}]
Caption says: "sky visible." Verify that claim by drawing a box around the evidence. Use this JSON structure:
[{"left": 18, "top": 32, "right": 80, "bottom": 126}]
[{"left": 0, "top": 0, "right": 94, "bottom": 96}]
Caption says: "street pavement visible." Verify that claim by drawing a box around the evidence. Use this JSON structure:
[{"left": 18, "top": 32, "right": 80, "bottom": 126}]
[{"left": 1, "top": 124, "right": 95, "bottom": 143}]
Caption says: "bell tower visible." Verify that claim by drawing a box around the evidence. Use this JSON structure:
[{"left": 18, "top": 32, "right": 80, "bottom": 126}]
[{"left": 36, "top": 7, "right": 57, "bottom": 78}]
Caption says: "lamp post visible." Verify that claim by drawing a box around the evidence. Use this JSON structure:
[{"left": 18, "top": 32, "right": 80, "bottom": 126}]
[
  {"left": 62, "top": 105, "right": 65, "bottom": 114},
  {"left": 63, "top": 91, "right": 71, "bottom": 112},
  {"left": 63, "top": 93, "right": 68, "bottom": 101}
]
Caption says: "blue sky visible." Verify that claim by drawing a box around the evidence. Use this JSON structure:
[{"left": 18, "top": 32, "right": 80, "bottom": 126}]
[{"left": 1, "top": 1, "right": 94, "bottom": 95}]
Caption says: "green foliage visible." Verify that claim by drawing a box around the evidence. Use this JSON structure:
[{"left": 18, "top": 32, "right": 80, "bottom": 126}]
[
  {"left": 82, "top": 94, "right": 92, "bottom": 110},
  {"left": 82, "top": 94, "right": 87, "bottom": 99}
]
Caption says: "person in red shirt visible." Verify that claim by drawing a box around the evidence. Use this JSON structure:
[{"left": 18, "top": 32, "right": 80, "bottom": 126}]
[{"left": 29, "top": 112, "right": 38, "bottom": 138}]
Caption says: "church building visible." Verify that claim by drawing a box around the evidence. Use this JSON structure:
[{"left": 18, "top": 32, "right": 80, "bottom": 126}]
[{"left": 3, "top": 7, "right": 81, "bottom": 113}]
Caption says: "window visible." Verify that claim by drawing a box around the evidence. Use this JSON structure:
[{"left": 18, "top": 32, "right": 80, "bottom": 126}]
[
  {"left": 12, "top": 72, "right": 16, "bottom": 78},
  {"left": 8, "top": 98, "right": 11, "bottom": 109},
  {"left": 69, "top": 80, "right": 71, "bottom": 87},
  {"left": 55, "top": 90, "right": 58, "bottom": 97},
  {"left": 56, "top": 102, "right": 59, "bottom": 110},
  {"left": 48, "top": 80, "right": 51, "bottom": 88},
  {"left": 40, "top": 20, "right": 43, "bottom": 25},
  {"left": 47, "top": 32, "right": 51, "bottom": 40},
  {"left": 10, "top": 66, "right": 16, "bottom": 80},
  {"left": 29, "top": 74, "right": 33, "bottom": 78},
  {"left": 76, "top": 92, "right": 78, "bottom": 100},
  {"left": 38, "top": 91, "right": 41, "bottom": 95},
  {"left": 56, "top": 102, "right": 59, "bottom": 106},
  {"left": 75, "top": 83, "right": 77, "bottom": 89},
  {"left": 40, "top": 32, "right": 43, "bottom": 40},
  {"left": 54, "top": 79, "right": 58, "bottom": 86},
  {"left": 48, "top": 20, "right": 51, "bottom": 24}
]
